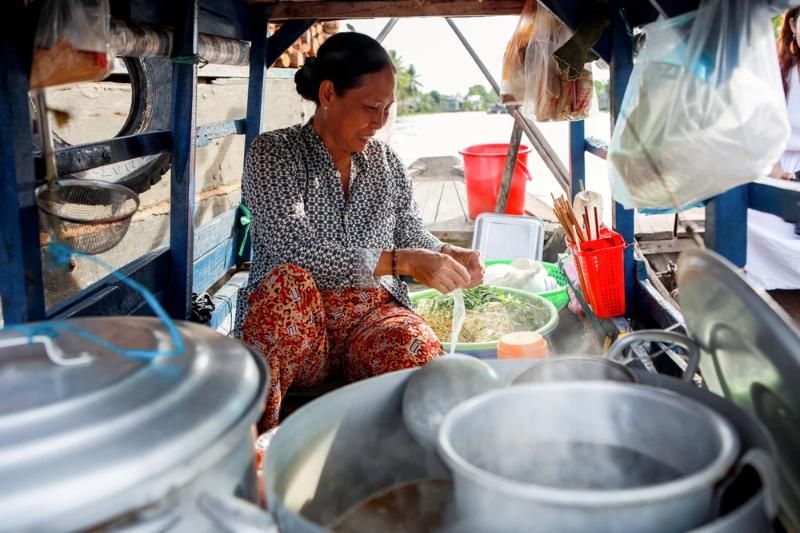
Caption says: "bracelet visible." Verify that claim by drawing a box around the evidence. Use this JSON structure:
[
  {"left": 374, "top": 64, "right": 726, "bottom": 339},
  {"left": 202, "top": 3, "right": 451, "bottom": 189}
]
[{"left": 391, "top": 249, "right": 398, "bottom": 278}]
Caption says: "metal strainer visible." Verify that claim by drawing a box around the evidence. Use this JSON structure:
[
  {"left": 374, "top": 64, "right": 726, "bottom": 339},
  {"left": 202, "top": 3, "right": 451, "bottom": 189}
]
[{"left": 36, "top": 179, "right": 139, "bottom": 255}]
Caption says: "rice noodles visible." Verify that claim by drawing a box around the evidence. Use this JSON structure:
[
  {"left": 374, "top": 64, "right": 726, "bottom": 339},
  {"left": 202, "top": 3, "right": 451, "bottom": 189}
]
[{"left": 414, "top": 286, "right": 551, "bottom": 344}]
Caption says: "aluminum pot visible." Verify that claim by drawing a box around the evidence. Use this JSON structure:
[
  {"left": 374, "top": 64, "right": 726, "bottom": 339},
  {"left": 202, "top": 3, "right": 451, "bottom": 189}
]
[
  {"left": 512, "top": 355, "right": 638, "bottom": 384},
  {"left": 196, "top": 361, "right": 776, "bottom": 533},
  {"left": 0, "top": 317, "right": 268, "bottom": 532},
  {"left": 438, "top": 382, "right": 742, "bottom": 533}
]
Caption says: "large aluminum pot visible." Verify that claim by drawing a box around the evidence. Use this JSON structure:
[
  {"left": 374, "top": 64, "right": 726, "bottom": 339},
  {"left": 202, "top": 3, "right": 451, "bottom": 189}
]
[
  {"left": 239, "top": 361, "right": 776, "bottom": 533},
  {"left": 0, "top": 317, "right": 268, "bottom": 532},
  {"left": 437, "top": 382, "right": 741, "bottom": 533}
]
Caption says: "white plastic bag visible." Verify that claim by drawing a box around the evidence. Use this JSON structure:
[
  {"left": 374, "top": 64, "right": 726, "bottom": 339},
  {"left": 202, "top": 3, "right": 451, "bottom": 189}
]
[
  {"left": 608, "top": 0, "right": 789, "bottom": 210},
  {"left": 500, "top": 0, "right": 537, "bottom": 104},
  {"left": 484, "top": 259, "right": 558, "bottom": 294},
  {"left": 30, "top": 0, "right": 113, "bottom": 89},
  {"left": 523, "top": 6, "right": 592, "bottom": 122}
]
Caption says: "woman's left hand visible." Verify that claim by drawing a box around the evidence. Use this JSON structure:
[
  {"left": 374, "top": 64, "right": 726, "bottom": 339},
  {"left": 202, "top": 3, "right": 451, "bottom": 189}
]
[{"left": 442, "top": 245, "right": 484, "bottom": 288}]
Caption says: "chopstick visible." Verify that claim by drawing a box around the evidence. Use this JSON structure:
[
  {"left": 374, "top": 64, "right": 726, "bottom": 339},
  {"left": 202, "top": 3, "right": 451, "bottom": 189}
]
[
  {"left": 551, "top": 193, "right": 588, "bottom": 244},
  {"left": 593, "top": 206, "right": 600, "bottom": 239}
]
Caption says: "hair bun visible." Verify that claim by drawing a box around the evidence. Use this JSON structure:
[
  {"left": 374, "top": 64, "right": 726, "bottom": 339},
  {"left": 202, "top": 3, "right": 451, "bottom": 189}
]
[{"left": 294, "top": 58, "right": 318, "bottom": 102}]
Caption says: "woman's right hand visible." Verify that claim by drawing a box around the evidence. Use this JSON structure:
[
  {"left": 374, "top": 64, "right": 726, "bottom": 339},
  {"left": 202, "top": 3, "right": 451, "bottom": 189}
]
[{"left": 400, "top": 249, "right": 471, "bottom": 294}]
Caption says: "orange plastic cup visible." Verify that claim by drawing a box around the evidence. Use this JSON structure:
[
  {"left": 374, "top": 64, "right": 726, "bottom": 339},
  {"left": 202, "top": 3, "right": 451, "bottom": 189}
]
[{"left": 497, "top": 331, "right": 549, "bottom": 359}]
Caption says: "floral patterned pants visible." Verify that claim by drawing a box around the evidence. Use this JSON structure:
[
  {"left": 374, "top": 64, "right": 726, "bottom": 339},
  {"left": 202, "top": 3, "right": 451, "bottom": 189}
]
[{"left": 241, "top": 264, "right": 443, "bottom": 430}]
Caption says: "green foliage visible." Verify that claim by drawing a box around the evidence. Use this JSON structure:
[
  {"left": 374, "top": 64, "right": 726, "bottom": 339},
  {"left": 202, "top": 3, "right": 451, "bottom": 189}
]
[
  {"left": 389, "top": 49, "right": 495, "bottom": 115},
  {"left": 773, "top": 14, "right": 784, "bottom": 37}
]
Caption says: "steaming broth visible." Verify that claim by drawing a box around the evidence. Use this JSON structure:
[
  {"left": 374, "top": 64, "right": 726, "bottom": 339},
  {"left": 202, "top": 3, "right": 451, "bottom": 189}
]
[
  {"left": 330, "top": 479, "right": 453, "bottom": 533},
  {"left": 473, "top": 443, "right": 682, "bottom": 490}
]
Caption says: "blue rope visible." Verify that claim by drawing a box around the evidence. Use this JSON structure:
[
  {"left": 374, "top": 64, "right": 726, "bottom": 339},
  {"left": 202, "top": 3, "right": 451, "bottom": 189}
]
[{"left": 5, "top": 243, "right": 185, "bottom": 361}]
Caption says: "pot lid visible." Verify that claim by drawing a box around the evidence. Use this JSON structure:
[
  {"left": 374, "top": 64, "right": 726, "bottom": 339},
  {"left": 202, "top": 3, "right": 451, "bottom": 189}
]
[
  {"left": 0, "top": 317, "right": 267, "bottom": 531},
  {"left": 677, "top": 249, "right": 800, "bottom": 528}
]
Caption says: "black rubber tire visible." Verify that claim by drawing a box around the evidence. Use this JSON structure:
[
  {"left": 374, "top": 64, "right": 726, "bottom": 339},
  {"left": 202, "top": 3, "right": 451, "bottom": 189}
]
[{"left": 39, "top": 56, "right": 173, "bottom": 194}]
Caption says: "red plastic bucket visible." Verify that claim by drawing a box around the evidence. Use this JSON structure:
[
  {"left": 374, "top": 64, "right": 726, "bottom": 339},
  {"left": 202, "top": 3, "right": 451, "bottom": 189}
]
[{"left": 460, "top": 143, "right": 532, "bottom": 220}]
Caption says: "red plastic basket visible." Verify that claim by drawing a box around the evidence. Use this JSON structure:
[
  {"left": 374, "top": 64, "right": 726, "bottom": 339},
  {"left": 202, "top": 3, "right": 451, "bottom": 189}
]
[{"left": 568, "top": 228, "right": 626, "bottom": 318}]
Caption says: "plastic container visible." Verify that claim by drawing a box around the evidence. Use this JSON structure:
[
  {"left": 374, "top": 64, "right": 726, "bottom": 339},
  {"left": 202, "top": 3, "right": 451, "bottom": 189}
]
[
  {"left": 460, "top": 143, "right": 532, "bottom": 219},
  {"left": 410, "top": 286, "right": 559, "bottom": 358},
  {"left": 485, "top": 260, "right": 569, "bottom": 310},
  {"left": 497, "top": 331, "right": 549, "bottom": 359},
  {"left": 568, "top": 228, "right": 626, "bottom": 319}
]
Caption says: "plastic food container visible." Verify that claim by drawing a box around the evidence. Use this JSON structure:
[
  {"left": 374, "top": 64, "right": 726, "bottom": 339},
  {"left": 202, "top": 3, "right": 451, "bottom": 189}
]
[{"left": 497, "top": 331, "right": 549, "bottom": 359}]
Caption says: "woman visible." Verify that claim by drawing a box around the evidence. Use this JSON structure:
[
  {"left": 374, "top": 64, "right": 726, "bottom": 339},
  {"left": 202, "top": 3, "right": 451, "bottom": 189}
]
[
  {"left": 235, "top": 32, "right": 483, "bottom": 430},
  {"left": 771, "top": 7, "right": 800, "bottom": 180},
  {"left": 746, "top": 9, "right": 800, "bottom": 290}
]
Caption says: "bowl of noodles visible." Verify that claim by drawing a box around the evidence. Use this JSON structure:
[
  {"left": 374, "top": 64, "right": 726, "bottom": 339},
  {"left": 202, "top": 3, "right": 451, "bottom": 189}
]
[{"left": 411, "top": 285, "right": 559, "bottom": 357}]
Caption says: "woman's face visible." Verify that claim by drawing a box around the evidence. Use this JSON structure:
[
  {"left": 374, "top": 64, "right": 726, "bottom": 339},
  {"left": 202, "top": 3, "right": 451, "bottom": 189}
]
[
  {"left": 792, "top": 17, "right": 800, "bottom": 48},
  {"left": 318, "top": 66, "right": 396, "bottom": 154}
]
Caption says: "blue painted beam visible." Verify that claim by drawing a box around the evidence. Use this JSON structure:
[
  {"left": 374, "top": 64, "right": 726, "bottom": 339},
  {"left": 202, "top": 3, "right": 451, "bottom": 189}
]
[
  {"left": 241, "top": 9, "right": 270, "bottom": 264},
  {"left": 48, "top": 247, "right": 171, "bottom": 319},
  {"left": 119, "top": 0, "right": 250, "bottom": 41},
  {"left": 208, "top": 271, "right": 249, "bottom": 332},
  {"left": 31, "top": 120, "right": 244, "bottom": 178},
  {"left": 748, "top": 181, "right": 800, "bottom": 224},
  {"left": 192, "top": 237, "right": 237, "bottom": 295},
  {"left": 0, "top": 5, "right": 46, "bottom": 325},
  {"left": 569, "top": 121, "right": 586, "bottom": 202},
  {"left": 584, "top": 137, "right": 608, "bottom": 160},
  {"left": 34, "top": 130, "right": 173, "bottom": 177},
  {"left": 609, "top": 4, "right": 635, "bottom": 318},
  {"left": 196, "top": 118, "right": 246, "bottom": 148},
  {"left": 168, "top": 0, "right": 200, "bottom": 319},
  {"left": 705, "top": 185, "right": 748, "bottom": 267},
  {"left": 244, "top": 10, "right": 269, "bottom": 164},
  {"left": 194, "top": 207, "right": 238, "bottom": 259},
  {"left": 47, "top": 207, "right": 241, "bottom": 320}
]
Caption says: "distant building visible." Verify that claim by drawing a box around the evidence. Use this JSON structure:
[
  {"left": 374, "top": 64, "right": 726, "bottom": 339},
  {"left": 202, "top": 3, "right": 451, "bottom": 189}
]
[
  {"left": 443, "top": 95, "right": 464, "bottom": 112},
  {"left": 466, "top": 94, "right": 482, "bottom": 109}
]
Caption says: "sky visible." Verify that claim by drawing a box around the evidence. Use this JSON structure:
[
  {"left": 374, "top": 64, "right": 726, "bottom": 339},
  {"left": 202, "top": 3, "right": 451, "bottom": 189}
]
[{"left": 344, "top": 17, "right": 521, "bottom": 96}]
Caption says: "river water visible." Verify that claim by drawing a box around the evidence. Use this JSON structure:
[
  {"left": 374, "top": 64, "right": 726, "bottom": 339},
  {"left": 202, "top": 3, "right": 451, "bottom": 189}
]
[{"left": 387, "top": 110, "right": 614, "bottom": 224}]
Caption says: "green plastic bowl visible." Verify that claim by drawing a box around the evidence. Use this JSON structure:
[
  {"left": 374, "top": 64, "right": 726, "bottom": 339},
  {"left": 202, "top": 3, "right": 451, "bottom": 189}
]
[
  {"left": 484, "top": 260, "right": 569, "bottom": 311},
  {"left": 410, "top": 286, "right": 559, "bottom": 357}
]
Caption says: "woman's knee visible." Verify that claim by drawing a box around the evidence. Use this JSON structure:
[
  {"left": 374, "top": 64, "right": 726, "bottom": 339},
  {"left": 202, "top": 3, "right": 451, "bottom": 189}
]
[{"left": 346, "top": 312, "right": 442, "bottom": 379}]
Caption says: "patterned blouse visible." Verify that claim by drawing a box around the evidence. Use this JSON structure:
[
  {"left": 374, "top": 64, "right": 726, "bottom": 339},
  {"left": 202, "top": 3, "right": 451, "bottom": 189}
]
[{"left": 233, "top": 121, "right": 444, "bottom": 337}]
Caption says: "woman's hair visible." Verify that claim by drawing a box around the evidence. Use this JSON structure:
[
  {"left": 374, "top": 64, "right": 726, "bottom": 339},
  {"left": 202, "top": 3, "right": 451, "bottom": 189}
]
[
  {"left": 778, "top": 7, "right": 800, "bottom": 94},
  {"left": 294, "top": 32, "right": 394, "bottom": 104}
]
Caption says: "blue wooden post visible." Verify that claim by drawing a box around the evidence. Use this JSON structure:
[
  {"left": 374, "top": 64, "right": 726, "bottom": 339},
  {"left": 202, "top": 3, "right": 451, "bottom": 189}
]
[
  {"left": 244, "top": 11, "right": 269, "bottom": 156},
  {"left": 705, "top": 185, "right": 748, "bottom": 267},
  {"left": 609, "top": 5, "right": 635, "bottom": 317},
  {"left": 238, "top": 10, "right": 269, "bottom": 264},
  {"left": 0, "top": 7, "right": 46, "bottom": 325},
  {"left": 569, "top": 120, "right": 585, "bottom": 202},
  {"left": 168, "top": 0, "right": 199, "bottom": 319}
]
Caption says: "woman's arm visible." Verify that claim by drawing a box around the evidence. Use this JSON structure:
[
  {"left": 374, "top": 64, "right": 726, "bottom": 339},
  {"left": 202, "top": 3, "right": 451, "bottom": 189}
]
[{"left": 384, "top": 145, "right": 483, "bottom": 288}]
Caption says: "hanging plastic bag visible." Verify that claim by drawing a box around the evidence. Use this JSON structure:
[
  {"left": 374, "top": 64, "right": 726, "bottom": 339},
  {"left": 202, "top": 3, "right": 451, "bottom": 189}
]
[
  {"left": 501, "top": 0, "right": 537, "bottom": 104},
  {"left": 607, "top": 0, "right": 789, "bottom": 210},
  {"left": 30, "top": 0, "right": 113, "bottom": 89},
  {"left": 523, "top": 6, "right": 593, "bottom": 122}
]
